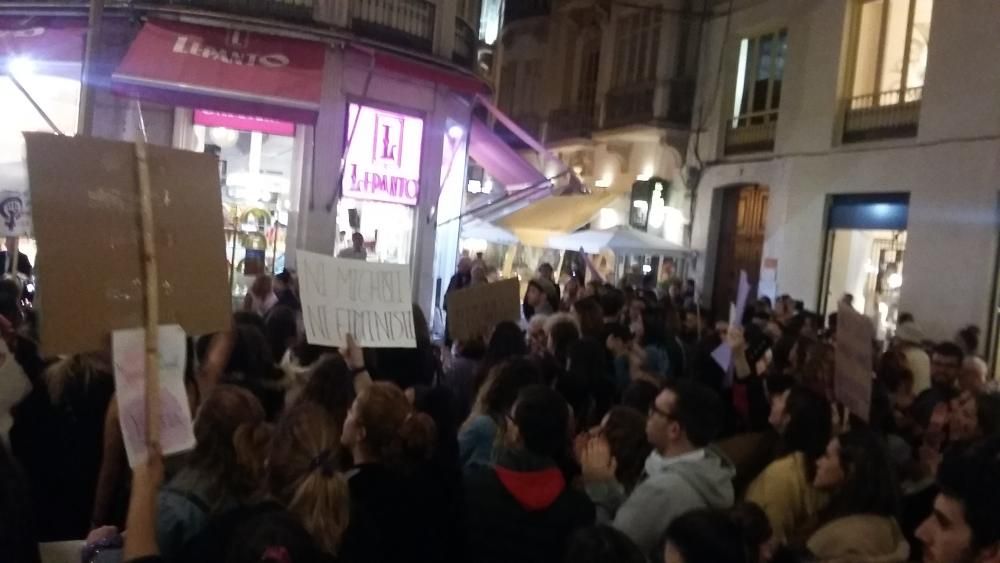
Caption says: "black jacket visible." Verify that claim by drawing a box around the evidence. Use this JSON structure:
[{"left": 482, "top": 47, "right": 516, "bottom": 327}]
[{"left": 464, "top": 449, "right": 594, "bottom": 563}]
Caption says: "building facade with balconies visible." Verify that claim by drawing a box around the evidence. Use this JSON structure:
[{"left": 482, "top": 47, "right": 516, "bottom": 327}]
[
  {"left": 690, "top": 0, "right": 1000, "bottom": 348},
  {"left": 0, "top": 0, "right": 489, "bottom": 316},
  {"left": 472, "top": 0, "right": 700, "bottom": 268}
]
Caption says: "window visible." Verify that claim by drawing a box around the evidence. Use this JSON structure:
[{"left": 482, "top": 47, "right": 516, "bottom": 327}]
[
  {"left": 577, "top": 34, "right": 601, "bottom": 115},
  {"left": 612, "top": 12, "right": 662, "bottom": 87},
  {"left": 850, "top": 0, "right": 934, "bottom": 106},
  {"left": 731, "top": 29, "right": 788, "bottom": 127}
]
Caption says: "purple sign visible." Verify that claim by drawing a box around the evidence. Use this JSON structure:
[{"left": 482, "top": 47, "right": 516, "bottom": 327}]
[{"left": 194, "top": 109, "right": 295, "bottom": 136}]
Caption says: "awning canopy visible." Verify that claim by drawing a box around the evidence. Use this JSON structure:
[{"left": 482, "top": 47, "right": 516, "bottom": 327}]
[
  {"left": 469, "top": 119, "right": 549, "bottom": 191},
  {"left": 547, "top": 225, "right": 691, "bottom": 256},
  {"left": 460, "top": 218, "right": 518, "bottom": 244},
  {"left": 1, "top": 17, "right": 87, "bottom": 75},
  {"left": 498, "top": 192, "right": 619, "bottom": 247},
  {"left": 113, "top": 20, "right": 324, "bottom": 123}
]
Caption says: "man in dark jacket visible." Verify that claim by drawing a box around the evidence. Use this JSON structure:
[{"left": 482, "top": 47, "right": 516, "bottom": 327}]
[{"left": 464, "top": 385, "right": 594, "bottom": 563}]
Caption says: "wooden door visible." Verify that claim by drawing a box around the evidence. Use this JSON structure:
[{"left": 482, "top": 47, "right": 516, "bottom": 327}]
[{"left": 712, "top": 185, "right": 769, "bottom": 320}]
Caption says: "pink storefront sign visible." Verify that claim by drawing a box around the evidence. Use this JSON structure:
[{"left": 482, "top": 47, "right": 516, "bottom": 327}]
[
  {"left": 194, "top": 109, "right": 295, "bottom": 136},
  {"left": 342, "top": 103, "right": 424, "bottom": 206}
]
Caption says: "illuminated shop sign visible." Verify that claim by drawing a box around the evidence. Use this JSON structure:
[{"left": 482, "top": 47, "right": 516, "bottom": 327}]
[{"left": 343, "top": 103, "right": 423, "bottom": 206}]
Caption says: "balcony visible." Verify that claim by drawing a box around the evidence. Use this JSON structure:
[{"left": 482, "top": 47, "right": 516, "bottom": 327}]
[
  {"left": 604, "top": 82, "right": 655, "bottom": 129},
  {"left": 546, "top": 105, "right": 596, "bottom": 143},
  {"left": 142, "top": 0, "right": 316, "bottom": 22},
  {"left": 843, "top": 88, "right": 922, "bottom": 143},
  {"left": 349, "top": 0, "right": 436, "bottom": 53},
  {"left": 453, "top": 16, "right": 477, "bottom": 68},
  {"left": 602, "top": 79, "right": 696, "bottom": 130},
  {"left": 725, "top": 112, "right": 778, "bottom": 155}
]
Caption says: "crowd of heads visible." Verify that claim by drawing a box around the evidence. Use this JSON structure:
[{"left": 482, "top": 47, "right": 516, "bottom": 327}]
[{"left": 0, "top": 262, "right": 998, "bottom": 563}]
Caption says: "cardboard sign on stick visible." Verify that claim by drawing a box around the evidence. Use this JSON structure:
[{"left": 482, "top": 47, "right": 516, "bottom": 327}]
[
  {"left": 298, "top": 251, "right": 415, "bottom": 348},
  {"left": 835, "top": 302, "right": 875, "bottom": 423},
  {"left": 113, "top": 324, "right": 195, "bottom": 467},
  {"left": 446, "top": 278, "right": 521, "bottom": 341},
  {"left": 24, "top": 133, "right": 231, "bottom": 356}
]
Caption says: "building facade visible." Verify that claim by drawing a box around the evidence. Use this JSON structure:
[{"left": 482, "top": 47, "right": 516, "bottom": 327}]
[
  {"left": 690, "top": 0, "right": 1000, "bottom": 351},
  {"left": 0, "top": 0, "right": 488, "bottom": 317},
  {"left": 474, "top": 0, "right": 700, "bottom": 277}
]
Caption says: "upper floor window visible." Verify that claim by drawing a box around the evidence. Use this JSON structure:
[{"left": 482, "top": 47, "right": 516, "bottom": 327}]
[
  {"left": 850, "top": 0, "right": 934, "bottom": 106},
  {"left": 726, "top": 29, "right": 787, "bottom": 154},
  {"left": 732, "top": 30, "right": 788, "bottom": 128},
  {"left": 611, "top": 11, "right": 662, "bottom": 88}
]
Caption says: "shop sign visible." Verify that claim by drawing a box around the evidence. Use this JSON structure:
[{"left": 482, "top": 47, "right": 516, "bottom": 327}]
[
  {"left": 194, "top": 109, "right": 295, "bottom": 136},
  {"left": 343, "top": 103, "right": 423, "bottom": 206}
]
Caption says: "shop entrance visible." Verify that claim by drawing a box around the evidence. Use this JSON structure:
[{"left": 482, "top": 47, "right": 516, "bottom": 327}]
[
  {"left": 819, "top": 193, "right": 909, "bottom": 339},
  {"left": 712, "top": 184, "right": 768, "bottom": 319}
]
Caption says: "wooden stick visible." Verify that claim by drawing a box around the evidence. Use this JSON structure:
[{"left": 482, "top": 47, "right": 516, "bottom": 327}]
[{"left": 134, "top": 136, "right": 160, "bottom": 451}]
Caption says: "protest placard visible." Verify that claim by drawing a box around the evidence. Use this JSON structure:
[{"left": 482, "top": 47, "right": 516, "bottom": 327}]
[
  {"left": 298, "top": 251, "right": 415, "bottom": 348},
  {"left": 112, "top": 324, "right": 195, "bottom": 467},
  {"left": 835, "top": 302, "right": 875, "bottom": 422},
  {"left": 24, "top": 133, "right": 231, "bottom": 356},
  {"left": 0, "top": 190, "right": 31, "bottom": 237},
  {"left": 713, "top": 270, "right": 752, "bottom": 375},
  {"left": 446, "top": 278, "right": 521, "bottom": 341}
]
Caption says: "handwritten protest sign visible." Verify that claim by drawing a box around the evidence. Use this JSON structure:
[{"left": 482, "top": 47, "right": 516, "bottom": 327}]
[
  {"left": 0, "top": 190, "right": 31, "bottom": 237},
  {"left": 446, "top": 278, "right": 521, "bottom": 341},
  {"left": 714, "top": 270, "right": 752, "bottom": 377},
  {"left": 835, "top": 302, "right": 874, "bottom": 422},
  {"left": 112, "top": 325, "right": 195, "bottom": 467},
  {"left": 24, "top": 133, "right": 231, "bottom": 356},
  {"left": 298, "top": 251, "right": 415, "bottom": 348}
]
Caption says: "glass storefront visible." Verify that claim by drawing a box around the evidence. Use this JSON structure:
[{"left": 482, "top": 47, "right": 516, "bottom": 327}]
[
  {"left": 337, "top": 102, "right": 424, "bottom": 265},
  {"left": 1, "top": 68, "right": 81, "bottom": 268},
  {"left": 187, "top": 110, "right": 303, "bottom": 299}
]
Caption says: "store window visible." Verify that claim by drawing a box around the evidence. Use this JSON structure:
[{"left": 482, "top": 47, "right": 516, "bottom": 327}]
[
  {"left": 338, "top": 103, "right": 424, "bottom": 265},
  {"left": 1, "top": 64, "right": 80, "bottom": 268},
  {"left": 732, "top": 29, "right": 788, "bottom": 128},
  {"left": 190, "top": 110, "right": 298, "bottom": 298},
  {"left": 821, "top": 194, "right": 909, "bottom": 338},
  {"left": 850, "top": 0, "right": 934, "bottom": 105}
]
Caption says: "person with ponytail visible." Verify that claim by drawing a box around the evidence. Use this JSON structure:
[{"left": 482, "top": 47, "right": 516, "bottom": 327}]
[
  {"left": 156, "top": 385, "right": 271, "bottom": 562},
  {"left": 340, "top": 381, "right": 439, "bottom": 563},
  {"left": 180, "top": 402, "right": 349, "bottom": 563}
]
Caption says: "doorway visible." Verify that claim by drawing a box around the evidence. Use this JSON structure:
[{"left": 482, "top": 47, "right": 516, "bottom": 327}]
[{"left": 712, "top": 184, "right": 768, "bottom": 319}]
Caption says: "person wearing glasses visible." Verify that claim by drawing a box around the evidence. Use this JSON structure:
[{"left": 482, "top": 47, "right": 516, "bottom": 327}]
[{"left": 580, "top": 379, "right": 735, "bottom": 559}]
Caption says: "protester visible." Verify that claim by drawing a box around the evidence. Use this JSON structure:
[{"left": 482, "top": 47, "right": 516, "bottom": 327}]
[
  {"left": 157, "top": 385, "right": 271, "bottom": 561},
  {"left": 745, "top": 385, "right": 832, "bottom": 543},
  {"left": 443, "top": 338, "right": 486, "bottom": 421},
  {"left": 662, "top": 508, "right": 752, "bottom": 563},
  {"left": 272, "top": 270, "right": 300, "bottom": 311},
  {"left": 443, "top": 257, "right": 474, "bottom": 346},
  {"left": 242, "top": 274, "right": 278, "bottom": 317},
  {"left": 565, "top": 525, "right": 645, "bottom": 563},
  {"left": 526, "top": 314, "right": 550, "bottom": 356},
  {"left": 464, "top": 385, "right": 594, "bottom": 563},
  {"left": 339, "top": 381, "right": 439, "bottom": 563},
  {"left": 894, "top": 320, "right": 931, "bottom": 394},
  {"left": 296, "top": 354, "right": 357, "bottom": 428},
  {"left": 460, "top": 358, "right": 543, "bottom": 467},
  {"left": 807, "top": 428, "right": 909, "bottom": 562},
  {"left": 911, "top": 342, "right": 964, "bottom": 429},
  {"left": 916, "top": 437, "right": 1000, "bottom": 563},
  {"left": 525, "top": 277, "right": 558, "bottom": 319},
  {"left": 581, "top": 379, "right": 734, "bottom": 557},
  {"left": 0, "top": 443, "right": 40, "bottom": 563}
]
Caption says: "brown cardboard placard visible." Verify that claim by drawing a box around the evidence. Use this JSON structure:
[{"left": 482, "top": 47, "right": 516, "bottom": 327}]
[
  {"left": 446, "top": 278, "right": 521, "bottom": 342},
  {"left": 834, "top": 302, "right": 874, "bottom": 423},
  {"left": 25, "top": 133, "right": 231, "bottom": 356}
]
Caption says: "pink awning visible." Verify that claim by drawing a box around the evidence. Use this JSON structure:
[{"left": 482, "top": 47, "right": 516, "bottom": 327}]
[
  {"left": 0, "top": 17, "right": 87, "bottom": 74},
  {"left": 469, "top": 119, "right": 548, "bottom": 191},
  {"left": 113, "top": 20, "right": 324, "bottom": 123},
  {"left": 348, "top": 44, "right": 489, "bottom": 96}
]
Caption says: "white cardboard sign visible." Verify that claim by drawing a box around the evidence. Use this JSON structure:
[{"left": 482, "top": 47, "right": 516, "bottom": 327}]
[
  {"left": 298, "top": 251, "right": 416, "bottom": 348},
  {"left": 834, "top": 302, "right": 875, "bottom": 422},
  {"left": 112, "top": 324, "right": 196, "bottom": 467}
]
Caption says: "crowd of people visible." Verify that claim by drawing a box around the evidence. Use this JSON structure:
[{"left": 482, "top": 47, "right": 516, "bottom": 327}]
[{"left": 1, "top": 258, "right": 999, "bottom": 563}]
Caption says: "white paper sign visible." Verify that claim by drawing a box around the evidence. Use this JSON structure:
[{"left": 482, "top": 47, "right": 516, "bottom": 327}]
[
  {"left": 834, "top": 302, "right": 874, "bottom": 422},
  {"left": 714, "top": 270, "right": 752, "bottom": 377},
  {"left": 298, "top": 251, "right": 416, "bottom": 348},
  {"left": 112, "top": 324, "right": 195, "bottom": 467},
  {"left": 0, "top": 190, "right": 31, "bottom": 237}
]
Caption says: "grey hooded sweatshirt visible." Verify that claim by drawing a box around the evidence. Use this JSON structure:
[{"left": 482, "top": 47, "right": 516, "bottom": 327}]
[{"left": 585, "top": 447, "right": 736, "bottom": 557}]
